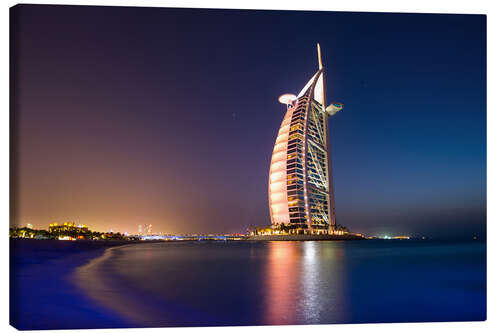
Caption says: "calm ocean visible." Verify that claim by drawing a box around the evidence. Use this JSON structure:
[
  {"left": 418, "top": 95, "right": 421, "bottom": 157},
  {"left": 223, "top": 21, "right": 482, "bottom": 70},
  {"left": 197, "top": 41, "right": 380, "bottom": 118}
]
[{"left": 74, "top": 240, "right": 486, "bottom": 327}]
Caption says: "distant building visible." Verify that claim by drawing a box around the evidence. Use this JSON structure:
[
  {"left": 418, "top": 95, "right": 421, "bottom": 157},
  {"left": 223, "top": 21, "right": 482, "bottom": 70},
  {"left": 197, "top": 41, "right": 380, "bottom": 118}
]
[
  {"left": 26, "top": 223, "right": 33, "bottom": 229},
  {"left": 138, "top": 224, "right": 152, "bottom": 235},
  {"left": 48, "top": 222, "right": 89, "bottom": 234}
]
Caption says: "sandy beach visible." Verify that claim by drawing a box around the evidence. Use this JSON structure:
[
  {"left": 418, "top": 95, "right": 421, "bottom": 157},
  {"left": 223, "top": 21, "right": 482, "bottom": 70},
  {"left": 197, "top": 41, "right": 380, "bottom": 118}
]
[{"left": 10, "top": 239, "right": 142, "bottom": 330}]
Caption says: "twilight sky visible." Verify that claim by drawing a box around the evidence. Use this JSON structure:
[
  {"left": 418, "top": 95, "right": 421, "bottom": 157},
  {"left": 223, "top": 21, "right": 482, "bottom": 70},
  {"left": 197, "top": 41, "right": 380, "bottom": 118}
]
[{"left": 11, "top": 5, "right": 486, "bottom": 238}]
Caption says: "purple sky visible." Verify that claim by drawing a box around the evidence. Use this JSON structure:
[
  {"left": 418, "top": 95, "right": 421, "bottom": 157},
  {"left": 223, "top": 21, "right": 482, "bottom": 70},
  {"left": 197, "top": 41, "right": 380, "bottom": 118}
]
[{"left": 11, "top": 5, "right": 486, "bottom": 238}]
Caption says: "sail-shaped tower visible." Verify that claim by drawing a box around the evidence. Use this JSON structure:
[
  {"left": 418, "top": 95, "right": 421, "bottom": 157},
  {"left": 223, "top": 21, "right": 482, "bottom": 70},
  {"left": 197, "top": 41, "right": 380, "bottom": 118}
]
[{"left": 268, "top": 44, "right": 343, "bottom": 235}]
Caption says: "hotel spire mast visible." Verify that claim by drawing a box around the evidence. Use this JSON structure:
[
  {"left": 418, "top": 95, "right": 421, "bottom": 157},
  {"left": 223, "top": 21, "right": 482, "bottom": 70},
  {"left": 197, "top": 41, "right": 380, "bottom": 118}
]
[
  {"left": 269, "top": 43, "right": 343, "bottom": 235},
  {"left": 318, "top": 43, "right": 337, "bottom": 232}
]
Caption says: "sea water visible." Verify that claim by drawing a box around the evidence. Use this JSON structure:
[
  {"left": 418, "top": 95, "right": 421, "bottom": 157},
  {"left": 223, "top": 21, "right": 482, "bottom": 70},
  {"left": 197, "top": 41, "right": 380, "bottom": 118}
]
[{"left": 74, "top": 240, "right": 486, "bottom": 327}]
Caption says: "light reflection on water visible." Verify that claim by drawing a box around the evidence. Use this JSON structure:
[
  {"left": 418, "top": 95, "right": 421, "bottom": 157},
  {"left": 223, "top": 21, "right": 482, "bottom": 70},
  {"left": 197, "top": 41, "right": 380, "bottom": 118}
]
[
  {"left": 264, "top": 241, "right": 349, "bottom": 325},
  {"left": 302, "top": 242, "right": 321, "bottom": 323},
  {"left": 73, "top": 240, "right": 485, "bottom": 327},
  {"left": 264, "top": 241, "right": 299, "bottom": 324}
]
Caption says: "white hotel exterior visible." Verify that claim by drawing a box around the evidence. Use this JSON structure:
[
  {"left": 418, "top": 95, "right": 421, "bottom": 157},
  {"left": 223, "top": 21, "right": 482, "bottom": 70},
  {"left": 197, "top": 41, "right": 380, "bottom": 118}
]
[{"left": 268, "top": 44, "right": 343, "bottom": 234}]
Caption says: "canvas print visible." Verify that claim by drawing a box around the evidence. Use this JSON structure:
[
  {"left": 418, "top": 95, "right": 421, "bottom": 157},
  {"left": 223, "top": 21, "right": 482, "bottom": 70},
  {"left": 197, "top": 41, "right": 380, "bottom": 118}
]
[{"left": 9, "top": 4, "right": 486, "bottom": 330}]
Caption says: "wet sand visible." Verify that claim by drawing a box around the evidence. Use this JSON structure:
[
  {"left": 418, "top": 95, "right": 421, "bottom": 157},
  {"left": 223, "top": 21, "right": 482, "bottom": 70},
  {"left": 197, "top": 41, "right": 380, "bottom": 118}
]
[{"left": 9, "top": 239, "right": 151, "bottom": 330}]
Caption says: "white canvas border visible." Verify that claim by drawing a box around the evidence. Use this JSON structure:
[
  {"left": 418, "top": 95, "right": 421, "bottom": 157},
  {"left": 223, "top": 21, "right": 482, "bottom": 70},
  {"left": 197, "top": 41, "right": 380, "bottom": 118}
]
[{"left": 1, "top": 1, "right": 496, "bottom": 333}]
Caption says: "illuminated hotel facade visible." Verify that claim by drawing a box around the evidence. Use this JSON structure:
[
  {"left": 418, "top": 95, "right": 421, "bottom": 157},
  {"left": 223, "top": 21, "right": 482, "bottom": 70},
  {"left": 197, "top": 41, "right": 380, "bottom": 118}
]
[{"left": 268, "top": 44, "right": 343, "bottom": 235}]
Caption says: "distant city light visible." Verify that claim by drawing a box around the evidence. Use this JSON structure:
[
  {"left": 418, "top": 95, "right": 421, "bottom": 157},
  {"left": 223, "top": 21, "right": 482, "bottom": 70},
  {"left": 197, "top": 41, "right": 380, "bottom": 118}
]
[{"left": 58, "top": 236, "right": 75, "bottom": 241}]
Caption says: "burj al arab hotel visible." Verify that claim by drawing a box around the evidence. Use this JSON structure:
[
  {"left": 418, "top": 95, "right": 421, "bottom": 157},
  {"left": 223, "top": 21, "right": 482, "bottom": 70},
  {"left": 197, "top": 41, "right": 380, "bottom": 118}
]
[{"left": 268, "top": 44, "right": 343, "bottom": 235}]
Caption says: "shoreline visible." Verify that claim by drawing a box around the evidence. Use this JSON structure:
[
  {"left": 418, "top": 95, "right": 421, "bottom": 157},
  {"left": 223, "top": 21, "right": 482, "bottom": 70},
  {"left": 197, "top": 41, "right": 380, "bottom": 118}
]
[
  {"left": 71, "top": 243, "right": 198, "bottom": 327},
  {"left": 9, "top": 239, "right": 155, "bottom": 330},
  {"left": 246, "top": 234, "right": 365, "bottom": 241}
]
